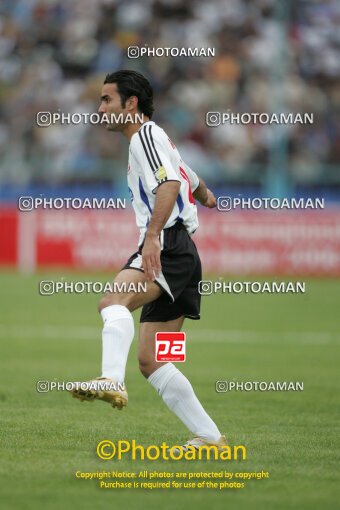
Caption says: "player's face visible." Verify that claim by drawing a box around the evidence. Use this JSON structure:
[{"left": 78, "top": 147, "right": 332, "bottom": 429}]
[{"left": 98, "top": 83, "right": 129, "bottom": 132}]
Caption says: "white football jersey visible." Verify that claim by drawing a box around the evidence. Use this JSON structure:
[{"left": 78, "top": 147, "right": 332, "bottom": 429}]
[{"left": 127, "top": 121, "right": 200, "bottom": 246}]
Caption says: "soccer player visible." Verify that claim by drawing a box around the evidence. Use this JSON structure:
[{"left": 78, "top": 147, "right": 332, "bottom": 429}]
[{"left": 71, "top": 70, "right": 226, "bottom": 451}]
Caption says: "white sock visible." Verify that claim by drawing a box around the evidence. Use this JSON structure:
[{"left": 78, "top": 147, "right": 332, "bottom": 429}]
[
  {"left": 100, "top": 305, "right": 134, "bottom": 383},
  {"left": 148, "top": 363, "right": 221, "bottom": 442}
]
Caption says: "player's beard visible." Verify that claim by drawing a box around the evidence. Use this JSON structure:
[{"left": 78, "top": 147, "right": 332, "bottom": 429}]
[
  {"left": 105, "top": 121, "right": 125, "bottom": 132},
  {"left": 106, "top": 114, "right": 128, "bottom": 132},
  {"left": 99, "top": 111, "right": 123, "bottom": 132},
  {"left": 106, "top": 123, "right": 121, "bottom": 132}
]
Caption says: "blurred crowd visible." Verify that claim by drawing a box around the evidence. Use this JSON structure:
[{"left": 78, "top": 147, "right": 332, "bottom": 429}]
[{"left": 0, "top": 0, "right": 339, "bottom": 186}]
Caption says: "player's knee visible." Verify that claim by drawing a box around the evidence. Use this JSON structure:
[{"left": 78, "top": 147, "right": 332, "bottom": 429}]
[{"left": 98, "top": 292, "right": 133, "bottom": 313}]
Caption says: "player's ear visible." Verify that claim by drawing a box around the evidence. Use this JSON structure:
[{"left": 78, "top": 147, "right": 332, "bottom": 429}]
[{"left": 126, "top": 95, "right": 138, "bottom": 111}]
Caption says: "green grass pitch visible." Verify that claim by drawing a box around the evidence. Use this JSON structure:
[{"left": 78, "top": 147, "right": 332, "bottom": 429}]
[{"left": 0, "top": 271, "right": 339, "bottom": 510}]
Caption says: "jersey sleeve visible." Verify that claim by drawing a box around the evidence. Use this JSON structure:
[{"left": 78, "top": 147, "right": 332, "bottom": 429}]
[
  {"left": 181, "top": 163, "right": 200, "bottom": 192},
  {"left": 132, "top": 124, "right": 180, "bottom": 194}
]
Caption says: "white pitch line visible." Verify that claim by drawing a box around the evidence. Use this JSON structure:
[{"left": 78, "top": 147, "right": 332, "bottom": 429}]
[{"left": 0, "top": 325, "right": 338, "bottom": 345}]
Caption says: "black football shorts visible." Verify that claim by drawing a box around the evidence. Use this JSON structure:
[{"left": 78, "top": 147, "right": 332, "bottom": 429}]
[{"left": 122, "top": 222, "right": 202, "bottom": 322}]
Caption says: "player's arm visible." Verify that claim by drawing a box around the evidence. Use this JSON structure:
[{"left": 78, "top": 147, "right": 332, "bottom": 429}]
[
  {"left": 182, "top": 163, "right": 216, "bottom": 208},
  {"left": 142, "top": 181, "right": 180, "bottom": 281},
  {"left": 193, "top": 176, "right": 217, "bottom": 208}
]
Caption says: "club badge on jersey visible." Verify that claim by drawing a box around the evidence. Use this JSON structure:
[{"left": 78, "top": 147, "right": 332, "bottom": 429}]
[{"left": 155, "top": 166, "right": 167, "bottom": 184}]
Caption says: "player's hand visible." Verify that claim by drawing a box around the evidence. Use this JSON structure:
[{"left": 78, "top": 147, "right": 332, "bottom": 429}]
[
  {"left": 201, "top": 189, "right": 217, "bottom": 208},
  {"left": 142, "top": 233, "right": 162, "bottom": 281}
]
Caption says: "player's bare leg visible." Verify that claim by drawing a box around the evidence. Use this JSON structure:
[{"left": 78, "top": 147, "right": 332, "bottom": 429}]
[
  {"left": 99, "top": 269, "right": 162, "bottom": 312},
  {"left": 138, "top": 316, "right": 185, "bottom": 378},
  {"left": 138, "top": 319, "right": 226, "bottom": 449},
  {"left": 70, "top": 269, "right": 161, "bottom": 409}
]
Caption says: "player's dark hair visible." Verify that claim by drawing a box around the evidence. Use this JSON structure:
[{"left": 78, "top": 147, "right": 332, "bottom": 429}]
[{"left": 104, "top": 70, "right": 154, "bottom": 118}]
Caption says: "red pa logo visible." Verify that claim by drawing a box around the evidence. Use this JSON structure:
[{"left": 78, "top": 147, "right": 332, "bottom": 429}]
[{"left": 155, "top": 332, "right": 186, "bottom": 362}]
